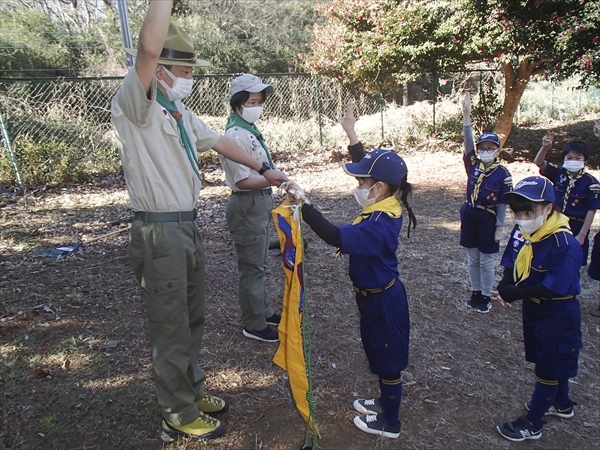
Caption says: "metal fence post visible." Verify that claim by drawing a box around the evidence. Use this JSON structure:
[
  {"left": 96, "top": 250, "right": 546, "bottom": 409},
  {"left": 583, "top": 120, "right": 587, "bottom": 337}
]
[
  {"left": 0, "top": 108, "right": 24, "bottom": 193},
  {"left": 379, "top": 92, "right": 385, "bottom": 141},
  {"left": 314, "top": 75, "right": 323, "bottom": 147},
  {"left": 432, "top": 73, "right": 437, "bottom": 135}
]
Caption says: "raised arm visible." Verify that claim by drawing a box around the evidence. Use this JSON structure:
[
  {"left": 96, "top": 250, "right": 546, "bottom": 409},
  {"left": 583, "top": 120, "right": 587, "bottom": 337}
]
[
  {"left": 533, "top": 131, "right": 554, "bottom": 170},
  {"left": 462, "top": 91, "right": 474, "bottom": 156},
  {"left": 135, "top": 0, "right": 173, "bottom": 96},
  {"left": 340, "top": 101, "right": 366, "bottom": 162}
]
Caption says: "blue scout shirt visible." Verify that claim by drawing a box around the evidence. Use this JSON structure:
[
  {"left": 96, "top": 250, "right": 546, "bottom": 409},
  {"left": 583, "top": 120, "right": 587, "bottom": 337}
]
[
  {"left": 339, "top": 212, "right": 402, "bottom": 288},
  {"left": 462, "top": 125, "right": 512, "bottom": 208},
  {"left": 501, "top": 225, "right": 581, "bottom": 296},
  {"left": 540, "top": 163, "right": 600, "bottom": 218},
  {"left": 463, "top": 149, "right": 512, "bottom": 208}
]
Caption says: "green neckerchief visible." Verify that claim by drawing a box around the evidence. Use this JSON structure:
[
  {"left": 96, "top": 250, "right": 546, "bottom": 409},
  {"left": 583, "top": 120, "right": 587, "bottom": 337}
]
[
  {"left": 156, "top": 89, "right": 201, "bottom": 180},
  {"left": 225, "top": 112, "right": 274, "bottom": 168}
]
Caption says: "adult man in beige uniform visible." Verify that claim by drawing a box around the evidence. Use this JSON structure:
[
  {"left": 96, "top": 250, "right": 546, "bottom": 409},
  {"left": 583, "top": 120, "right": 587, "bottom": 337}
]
[{"left": 111, "top": 0, "right": 287, "bottom": 440}]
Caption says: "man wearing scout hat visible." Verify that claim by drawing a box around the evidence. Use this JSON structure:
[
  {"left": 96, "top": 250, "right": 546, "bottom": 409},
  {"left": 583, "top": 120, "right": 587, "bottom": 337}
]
[{"left": 111, "top": 0, "right": 288, "bottom": 440}]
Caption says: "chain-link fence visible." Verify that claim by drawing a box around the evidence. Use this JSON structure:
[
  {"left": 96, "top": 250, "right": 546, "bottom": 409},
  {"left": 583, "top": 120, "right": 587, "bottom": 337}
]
[{"left": 1, "top": 72, "right": 600, "bottom": 189}]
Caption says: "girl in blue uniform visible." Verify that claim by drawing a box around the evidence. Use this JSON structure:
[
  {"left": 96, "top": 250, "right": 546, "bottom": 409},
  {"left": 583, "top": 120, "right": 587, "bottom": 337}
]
[
  {"left": 461, "top": 92, "right": 513, "bottom": 313},
  {"left": 290, "top": 102, "right": 415, "bottom": 439},
  {"left": 534, "top": 132, "right": 600, "bottom": 266},
  {"left": 492, "top": 176, "right": 582, "bottom": 442}
]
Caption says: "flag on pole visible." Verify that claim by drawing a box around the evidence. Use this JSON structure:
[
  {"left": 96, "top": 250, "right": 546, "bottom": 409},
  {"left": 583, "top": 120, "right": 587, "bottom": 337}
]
[{"left": 272, "top": 200, "right": 318, "bottom": 438}]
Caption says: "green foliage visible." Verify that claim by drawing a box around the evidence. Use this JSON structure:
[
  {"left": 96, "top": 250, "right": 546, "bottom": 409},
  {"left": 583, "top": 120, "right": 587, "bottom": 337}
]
[
  {"left": 0, "top": 136, "right": 119, "bottom": 186},
  {"left": 0, "top": 8, "right": 83, "bottom": 77},
  {"left": 307, "top": 0, "right": 600, "bottom": 92}
]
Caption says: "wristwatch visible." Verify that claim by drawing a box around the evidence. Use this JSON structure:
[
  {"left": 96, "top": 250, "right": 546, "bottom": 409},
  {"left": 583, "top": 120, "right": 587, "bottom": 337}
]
[{"left": 258, "top": 162, "right": 271, "bottom": 176}]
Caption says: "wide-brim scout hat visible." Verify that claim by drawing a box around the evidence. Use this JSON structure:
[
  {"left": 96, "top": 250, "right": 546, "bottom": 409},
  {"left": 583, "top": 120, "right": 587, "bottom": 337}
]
[
  {"left": 125, "top": 21, "right": 209, "bottom": 67},
  {"left": 476, "top": 131, "right": 501, "bottom": 147},
  {"left": 343, "top": 149, "right": 408, "bottom": 186},
  {"left": 502, "top": 176, "right": 555, "bottom": 203},
  {"left": 221, "top": 73, "right": 275, "bottom": 102}
]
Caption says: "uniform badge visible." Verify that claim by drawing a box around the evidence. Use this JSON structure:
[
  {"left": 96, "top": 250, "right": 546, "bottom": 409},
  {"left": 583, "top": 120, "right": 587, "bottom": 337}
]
[
  {"left": 513, "top": 229, "right": 524, "bottom": 243},
  {"left": 249, "top": 134, "right": 260, "bottom": 149}
]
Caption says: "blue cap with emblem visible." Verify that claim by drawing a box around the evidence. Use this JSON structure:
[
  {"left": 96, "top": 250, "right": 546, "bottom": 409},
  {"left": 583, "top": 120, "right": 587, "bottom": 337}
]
[
  {"left": 343, "top": 149, "right": 408, "bottom": 185},
  {"left": 476, "top": 132, "right": 501, "bottom": 147},
  {"left": 502, "top": 176, "right": 555, "bottom": 203}
]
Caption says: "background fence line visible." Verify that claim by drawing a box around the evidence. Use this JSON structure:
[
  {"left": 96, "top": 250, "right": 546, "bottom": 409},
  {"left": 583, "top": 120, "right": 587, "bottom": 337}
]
[{"left": 1, "top": 72, "right": 600, "bottom": 188}]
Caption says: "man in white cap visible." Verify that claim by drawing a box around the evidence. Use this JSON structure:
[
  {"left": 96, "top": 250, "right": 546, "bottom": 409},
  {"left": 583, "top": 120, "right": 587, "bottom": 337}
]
[{"left": 111, "top": 0, "right": 288, "bottom": 440}]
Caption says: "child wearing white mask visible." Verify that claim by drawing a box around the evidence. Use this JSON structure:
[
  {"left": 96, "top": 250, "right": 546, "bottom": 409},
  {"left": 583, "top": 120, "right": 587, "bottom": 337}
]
[
  {"left": 288, "top": 102, "right": 416, "bottom": 439},
  {"left": 460, "top": 91, "right": 513, "bottom": 314},
  {"left": 218, "top": 73, "right": 282, "bottom": 343},
  {"left": 534, "top": 133, "right": 600, "bottom": 266}
]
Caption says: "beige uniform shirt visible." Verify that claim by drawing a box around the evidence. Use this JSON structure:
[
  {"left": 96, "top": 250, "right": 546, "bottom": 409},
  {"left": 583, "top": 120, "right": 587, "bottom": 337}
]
[
  {"left": 111, "top": 68, "right": 220, "bottom": 212},
  {"left": 220, "top": 125, "right": 270, "bottom": 191}
]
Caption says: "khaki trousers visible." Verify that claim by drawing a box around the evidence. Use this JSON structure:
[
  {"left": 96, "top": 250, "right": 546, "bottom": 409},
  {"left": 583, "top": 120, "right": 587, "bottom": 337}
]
[
  {"left": 129, "top": 218, "right": 206, "bottom": 426},
  {"left": 226, "top": 191, "right": 273, "bottom": 331}
]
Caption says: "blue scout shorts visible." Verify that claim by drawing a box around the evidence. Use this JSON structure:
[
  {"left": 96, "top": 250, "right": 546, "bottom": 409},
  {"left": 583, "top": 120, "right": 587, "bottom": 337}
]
[
  {"left": 522, "top": 297, "right": 582, "bottom": 380},
  {"left": 355, "top": 280, "right": 409, "bottom": 376},
  {"left": 459, "top": 203, "right": 499, "bottom": 254}
]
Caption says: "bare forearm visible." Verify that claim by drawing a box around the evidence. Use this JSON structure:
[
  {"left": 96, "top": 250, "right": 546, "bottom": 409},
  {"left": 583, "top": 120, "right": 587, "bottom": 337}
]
[
  {"left": 534, "top": 146, "right": 550, "bottom": 167},
  {"left": 235, "top": 176, "right": 271, "bottom": 191},
  {"left": 213, "top": 136, "right": 262, "bottom": 172},
  {"left": 579, "top": 210, "right": 596, "bottom": 237},
  {"left": 135, "top": 0, "right": 173, "bottom": 92}
]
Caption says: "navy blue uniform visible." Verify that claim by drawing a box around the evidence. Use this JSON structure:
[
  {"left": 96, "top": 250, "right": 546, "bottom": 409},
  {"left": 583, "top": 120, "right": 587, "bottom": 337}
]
[
  {"left": 339, "top": 213, "right": 409, "bottom": 375},
  {"left": 540, "top": 163, "right": 600, "bottom": 265},
  {"left": 460, "top": 148, "right": 512, "bottom": 253},
  {"left": 500, "top": 226, "right": 582, "bottom": 379}
]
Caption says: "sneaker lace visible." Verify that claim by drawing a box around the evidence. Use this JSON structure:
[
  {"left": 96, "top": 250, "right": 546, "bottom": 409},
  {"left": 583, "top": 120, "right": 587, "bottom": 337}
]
[
  {"left": 202, "top": 394, "right": 221, "bottom": 407},
  {"left": 198, "top": 411, "right": 219, "bottom": 426},
  {"left": 365, "top": 414, "right": 378, "bottom": 423},
  {"left": 363, "top": 399, "right": 376, "bottom": 406}
]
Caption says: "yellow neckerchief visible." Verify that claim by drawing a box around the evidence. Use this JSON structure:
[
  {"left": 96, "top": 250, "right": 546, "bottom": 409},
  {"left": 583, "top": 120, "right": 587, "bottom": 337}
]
[
  {"left": 352, "top": 195, "right": 402, "bottom": 224},
  {"left": 562, "top": 168, "right": 586, "bottom": 211},
  {"left": 470, "top": 159, "right": 500, "bottom": 205},
  {"left": 514, "top": 212, "right": 571, "bottom": 285}
]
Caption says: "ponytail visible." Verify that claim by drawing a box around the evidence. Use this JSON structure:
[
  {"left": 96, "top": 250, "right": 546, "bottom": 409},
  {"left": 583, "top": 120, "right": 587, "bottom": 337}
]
[{"left": 397, "top": 177, "right": 417, "bottom": 237}]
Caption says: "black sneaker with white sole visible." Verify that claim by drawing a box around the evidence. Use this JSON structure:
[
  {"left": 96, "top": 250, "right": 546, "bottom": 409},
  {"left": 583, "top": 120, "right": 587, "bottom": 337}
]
[
  {"left": 525, "top": 400, "right": 576, "bottom": 418},
  {"left": 266, "top": 313, "right": 281, "bottom": 326},
  {"left": 474, "top": 295, "right": 492, "bottom": 314},
  {"left": 496, "top": 415, "right": 543, "bottom": 441},
  {"left": 353, "top": 398, "right": 383, "bottom": 415},
  {"left": 465, "top": 290, "right": 481, "bottom": 308},
  {"left": 243, "top": 326, "right": 279, "bottom": 342},
  {"left": 353, "top": 414, "right": 401, "bottom": 439}
]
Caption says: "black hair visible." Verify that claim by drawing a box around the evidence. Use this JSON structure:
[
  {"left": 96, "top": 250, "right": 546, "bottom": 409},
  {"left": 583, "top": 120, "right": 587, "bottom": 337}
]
[
  {"left": 508, "top": 195, "right": 552, "bottom": 214},
  {"left": 162, "top": 64, "right": 173, "bottom": 71},
  {"left": 371, "top": 176, "right": 417, "bottom": 237},
  {"left": 562, "top": 140, "right": 589, "bottom": 160},
  {"left": 230, "top": 90, "right": 268, "bottom": 112}
]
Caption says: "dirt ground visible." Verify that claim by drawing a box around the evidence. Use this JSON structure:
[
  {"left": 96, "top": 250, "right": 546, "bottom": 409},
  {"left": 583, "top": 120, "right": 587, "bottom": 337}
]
[{"left": 1, "top": 122, "right": 600, "bottom": 450}]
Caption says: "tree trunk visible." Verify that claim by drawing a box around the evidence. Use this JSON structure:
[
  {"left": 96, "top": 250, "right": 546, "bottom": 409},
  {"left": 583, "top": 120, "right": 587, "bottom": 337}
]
[{"left": 493, "top": 59, "right": 537, "bottom": 146}]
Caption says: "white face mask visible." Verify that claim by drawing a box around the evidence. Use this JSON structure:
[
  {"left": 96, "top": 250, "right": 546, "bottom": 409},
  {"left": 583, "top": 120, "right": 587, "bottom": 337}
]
[
  {"left": 515, "top": 214, "right": 546, "bottom": 235},
  {"left": 353, "top": 183, "right": 378, "bottom": 208},
  {"left": 562, "top": 160, "right": 585, "bottom": 172},
  {"left": 478, "top": 150, "right": 496, "bottom": 163},
  {"left": 240, "top": 106, "right": 263, "bottom": 124},
  {"left": 158, "top": 66, "right": 194, "bottom": 101}
]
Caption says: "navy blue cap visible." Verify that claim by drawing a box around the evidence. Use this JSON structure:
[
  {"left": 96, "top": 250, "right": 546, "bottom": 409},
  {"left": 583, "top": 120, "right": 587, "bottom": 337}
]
[
  {"left": 503, "top": 176, "right": 555, "bottom": 203},
  {"left": 476, "top": 132, "right": 500, "bottom": 147},
  {"left": 343, "top": 149, "right": 408, "bottom": 185}
]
